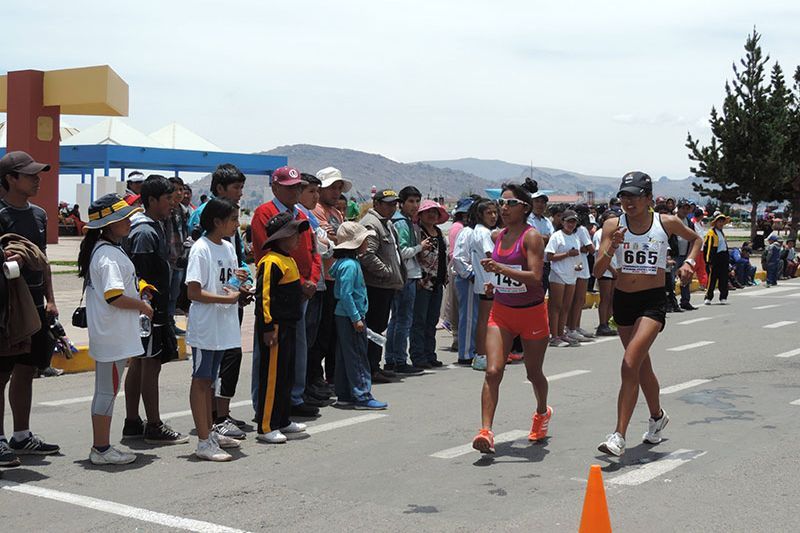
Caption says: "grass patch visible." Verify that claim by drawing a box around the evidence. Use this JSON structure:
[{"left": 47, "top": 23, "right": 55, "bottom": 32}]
[
  {"left": 50, "top": 260, "right": 78, "bottom": 266},
  {"left": 53, "top": 270, "right": 79, "bottom": 275}
]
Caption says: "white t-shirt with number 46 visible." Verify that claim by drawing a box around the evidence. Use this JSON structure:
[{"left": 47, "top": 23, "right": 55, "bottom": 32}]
[{"left": 186, "top": 236, "right": 241, "bottom": 351}]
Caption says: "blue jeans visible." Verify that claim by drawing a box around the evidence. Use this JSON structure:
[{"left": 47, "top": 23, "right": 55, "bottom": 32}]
[
  {"left": 385, "top": 280, "right": 417, "bottom": 366},
  {"left": 334, "top": 315, "right": 373, "bottom": 402},
  {"left": 676, "top": 255, "right": 692, "bottom": 305},
  {"left": 455, "top": 276, "right": 478, "bottom": 360},
  {"left": 767, "top": 262, "right": 780, "bottom": 285},
  {"left": 290, "top": 299, "right": 309, "bottom": 406},
  {"left": 410, "top": 284, "right": 443, "bottom": 365}
]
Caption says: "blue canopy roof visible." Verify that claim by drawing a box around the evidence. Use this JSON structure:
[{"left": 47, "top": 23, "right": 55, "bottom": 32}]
[{"left": 0, "top": 144, "right": 287, "bottom": 176}]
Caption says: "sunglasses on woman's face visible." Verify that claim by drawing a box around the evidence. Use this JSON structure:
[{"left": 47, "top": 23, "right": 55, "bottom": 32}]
[{"left": 497, "top": 198, "right": 526, "bottom": 208}]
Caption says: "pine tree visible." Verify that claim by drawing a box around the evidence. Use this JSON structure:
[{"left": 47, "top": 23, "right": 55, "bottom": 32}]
[
  {"left": 687, "top": 29, "right": 789, "bottom": 240},
  {"left": 782, "top": 67, "right": 800, "bottom": 239}
]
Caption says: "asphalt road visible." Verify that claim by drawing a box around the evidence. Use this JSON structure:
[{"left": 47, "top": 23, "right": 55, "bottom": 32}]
[{"left": 2, "top": 280, "right": 800, "bottom": 532}]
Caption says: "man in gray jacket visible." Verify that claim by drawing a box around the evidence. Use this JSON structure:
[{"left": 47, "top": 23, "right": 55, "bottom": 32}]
[{"left": 359, "top": 189, "right": 405, "bottom": 383}]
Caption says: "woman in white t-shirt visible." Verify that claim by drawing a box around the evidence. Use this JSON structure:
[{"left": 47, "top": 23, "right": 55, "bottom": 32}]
[
  {"left": 565, "top": 215, "right": 596, "bottom": 343},
  {"left": 544, "top": 210, "right": 582, "bottom": 347},
  {"left": 186, "top": 198, "right": 246, "bottom": 462},
  {"left": 466, "top": 199, "right": 498, "bottom": 370},
  {"left": 77, "top": 193, "right": 151, "bottom": 466},
  {"left": 593, "top": 211, "right": 620, "bottom": 336}
]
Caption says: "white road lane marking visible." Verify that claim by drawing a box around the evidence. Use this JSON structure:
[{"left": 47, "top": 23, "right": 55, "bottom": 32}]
[
  {"left": 39, "top": 394, "right": 113, "bottom": 406},
  {"left": 607, "top": 449, "right": 706, "bottom": 486},
  {"left": 660, "top": 379, "right": 712, "bottom": 394},
  {"left": 753, "top": 304, "right": 782, "bottom": 310},
  {"left": 524, "top": 369, "right": 591, "bottom": 384},
  {"left": 0, "top": 480, "right": 249, "bottom": 533},
  {"left": 306, "top": 413, "right": 387, "bottom": 435},
  {"left": 791, "top": 399, "right": 800, "bottom": 406},
  {"left": 431, "top": 430, "right": 528, "bottom": 459},
  {"left": 667, "top": 341, "right": 715, "bottom": 352},
  {"left": 740, "top": 286, "right": 800, "bottom": 297},
  {"left": 775, "top": 348, "right": 800, "bottom": 358},
  {"left": 162, "top": 400, "right": 252, "bottom": 421},
  {"left": 763, "top": 321, "right": 797, "bottom": 329},
  {"left": 582, "top": 337, "right": 618, "bottom": 345},
  {"left": 676, "top": 317, "right": 714, "bottom": 325}
]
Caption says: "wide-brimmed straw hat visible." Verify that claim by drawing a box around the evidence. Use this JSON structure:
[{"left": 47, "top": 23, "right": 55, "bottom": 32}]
[
  {"left": 418, "top": 199, "right": 449, "bottom": 224},
  {"left": 85, "top": 193, "right": 143, "bottom": 230},
  {"left": 334, "top": 221, "right": 375, "bottom": 250}
]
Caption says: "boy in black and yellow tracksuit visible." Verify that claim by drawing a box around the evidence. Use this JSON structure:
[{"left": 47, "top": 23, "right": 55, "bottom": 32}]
[{"left": 254, "top": 213, "right": 309, "bottom": 443}]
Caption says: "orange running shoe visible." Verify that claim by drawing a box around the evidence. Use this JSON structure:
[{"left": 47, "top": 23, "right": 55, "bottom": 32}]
[
  {"left": 528, "top": 406, "right": 553, "bottom": 441},
  {"left": 507, "top": 352, "right": 524, "bottom": 363},
  {"left": 472, "top": 428, "right": 495, "bottom": 454}
]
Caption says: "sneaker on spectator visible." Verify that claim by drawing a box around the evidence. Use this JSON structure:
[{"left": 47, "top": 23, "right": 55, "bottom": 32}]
[
  {"left": 566, "top": 330, "right": 591, "bottom": 343},
  {"left": 598, "top": 432, "right": 626, "bottom": 457},
  {"left": 394, "top": 363, "right": 424, "bottom": 375},
  {"left": 680, "top": 302, "right": 698, "bottom": 311},
  {"left": 335, "top": 399, "right": 355, "bottom": 408},
  {"left": 144, "top": 422, "right": 189, "bottom": 445},
  {"left": 90, "top": 446, "right": 137, "bottom": 465},
  {"left": 354, "top": 399, "right": 388, "bottom": 410},
  {"left": 280, "top": 422, "right": 307, "bottom": 433},
  {"left": 414, "top": 361, "right": 433, "bottom": 370},
  {"left": 456, "top": 358, "right": 474, "bottom": 366},
  {"left": 562, "top": 335, "right": 581, "bottom": 347},
  {"left": 575, "top": 327, "right": 596, "bottom": 339},
  {"left": 371, "top": 371, "right": 392, "bottom": 384},
  {"left": 256, "top": 430, "right": 287, "bottom": 444},
  {"left": 226, "top": 415, "right": 247, "bottom": 428},
  {"left": 704, "top": 299, "right": 712, "bottom": 305},
  {"left": 195, "top": 439, "right": 232, "bottom": 461},
  {"left": 0, "top": 439, "right": 20, "bottom": 467},
  {"left": 290, "top": 403, "right": 320, "bottom": 417},
  {"left": 122, "top": 417, "right": 146, "bottom": 438},
  {"left": 213, "top": 419, "right": 246, "bottom": 440},
  {"left": 719, "top": 299, "right": 728, "bottom": 305},
  {"left": 472, "top": 355, "right": 487, "bottom": 371},
  {"left": 211, "top": 431, "right": 240, "bottom": 449},
  {"left": 38, "top": 366, "right": 64, "bottom": 378},
  {"left": 549, "top": 337, "right": 570, "bottom": 348},
  {"left": 595, "top": 324, "right": 618, "bottom": 337},
  {"left": 9, "top": 433, "right": 60, "bottom": 455}
]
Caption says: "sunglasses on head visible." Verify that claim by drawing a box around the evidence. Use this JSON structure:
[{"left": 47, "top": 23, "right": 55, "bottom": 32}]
[{"left": 497, "top": 198, "right": 527, "bottom": 208}]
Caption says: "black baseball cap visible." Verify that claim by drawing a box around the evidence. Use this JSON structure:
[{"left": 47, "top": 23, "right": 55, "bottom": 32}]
[
  {"left": 617, "top": 171, "right": 652, "bottom": 197},
  {"left": 264, "top": 212, "right": 309, "bottom": 248},
  {"left": 0, "top": 151, "right": 51, "bottom": 178},
  {"left": 373, "top": 189, "right": 400, "bottom": 203}
]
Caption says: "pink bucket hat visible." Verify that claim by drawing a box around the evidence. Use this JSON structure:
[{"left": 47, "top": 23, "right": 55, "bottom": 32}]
[{"left": 418, "top": 200, "right": 449, "bottom": 225}]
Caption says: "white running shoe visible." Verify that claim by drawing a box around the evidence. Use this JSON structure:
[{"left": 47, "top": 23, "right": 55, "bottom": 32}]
[
  {"left": 195, "top": 439, "right": 232, "bottom": 462},
  {"left": 719, "top": 299, "right": 728, "bottom": 305},
  {"left": 643, "top": 410, "right": 670, "bottom": 444},
  {"left": 566, "top": 330, "right": 591, "bottom": 343},
  {"left": 575, "top": 327, "right": 596, "bottom": 339},
  {"left": 89, "top": 446, "right": 137, "bottom": 465},
  {"left": 211, "top": 431, "right": 241, "bottom": 449},
  {"left": 704, "top": 299, "right": 712, "bottom": 305},
  {"left": 598, "top": 432, "right": 626, "bottom": 456},
  {"left": 256, "top": 430, "right": 287, "bottom": 444},
  {"left": 280, "top": 422, "right": 307, "bottom": 434}
]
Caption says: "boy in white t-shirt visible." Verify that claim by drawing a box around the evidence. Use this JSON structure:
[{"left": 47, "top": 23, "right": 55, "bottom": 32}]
[
  {"left": 544, "top": 210, "right": 582, "bottom": 347},
  {"left": 467, "top": 199, "right": 498, "bottom": 371},
  {"left": 186, "top": 198, "right": 247, "bottom": 462},
  {"left": 565, "top": 221, "right": 596, "bottom": 342}
]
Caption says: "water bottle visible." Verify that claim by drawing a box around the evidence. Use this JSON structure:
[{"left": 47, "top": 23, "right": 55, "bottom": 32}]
[
  {"left": 139, "top": 295, "right": 152, "bottom": 338},
  {"left": 366, "top": 328, "right": 386, "bottom": 347}
]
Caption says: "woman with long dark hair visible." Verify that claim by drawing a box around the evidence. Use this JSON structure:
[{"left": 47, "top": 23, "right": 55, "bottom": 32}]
[{"left": 472, "top": 184, "right": 551, "bottom": 453}]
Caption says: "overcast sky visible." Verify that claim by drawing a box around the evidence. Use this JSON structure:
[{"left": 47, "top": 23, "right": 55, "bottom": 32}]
[{"left": 3, "top": 0, "right": 800, "bottom": 181}]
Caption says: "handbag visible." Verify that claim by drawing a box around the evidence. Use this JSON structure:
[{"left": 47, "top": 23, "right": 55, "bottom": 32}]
[{"left": 71, "top": 242, "right": 112, "bottom": 328}]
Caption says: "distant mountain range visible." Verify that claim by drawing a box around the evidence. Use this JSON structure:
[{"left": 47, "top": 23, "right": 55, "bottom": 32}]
[{"left": 188, "top": 145, "right": 702, "bottom": 208}]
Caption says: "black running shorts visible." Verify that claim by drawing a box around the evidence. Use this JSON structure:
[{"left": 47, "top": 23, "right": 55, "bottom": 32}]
[{"left": 612, "top": 287, "right": 666, "bottom": 331}]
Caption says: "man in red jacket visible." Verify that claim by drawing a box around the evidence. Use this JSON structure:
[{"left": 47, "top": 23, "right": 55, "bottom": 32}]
[{"left": 251, "top": 167, "right": 322, "bottom": 417}]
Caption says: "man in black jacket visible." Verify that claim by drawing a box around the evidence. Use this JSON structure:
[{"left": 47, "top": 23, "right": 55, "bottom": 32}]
[{"left": 123, "top": 176, "right": 188, "bottom": 445}]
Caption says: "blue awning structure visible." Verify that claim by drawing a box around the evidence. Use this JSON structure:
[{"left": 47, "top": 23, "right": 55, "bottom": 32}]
[{"left": 0, "top": 144, "right": 287, "bottom": 199}]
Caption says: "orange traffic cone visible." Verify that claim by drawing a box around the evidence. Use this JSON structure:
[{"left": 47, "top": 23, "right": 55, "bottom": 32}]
[{"left": 578, "top": 465, "right": 612, "bottom": 533}]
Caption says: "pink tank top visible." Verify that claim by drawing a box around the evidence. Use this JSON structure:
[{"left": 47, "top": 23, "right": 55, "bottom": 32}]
[{"left": 491, "top": 226, "right": 544, "bottom": 307}]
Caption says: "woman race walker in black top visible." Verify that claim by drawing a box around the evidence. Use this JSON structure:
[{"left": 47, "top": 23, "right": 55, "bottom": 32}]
[{"left": 593, "top": 172, "right": 701, "bottom": 456}]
